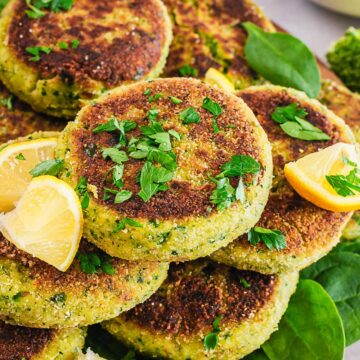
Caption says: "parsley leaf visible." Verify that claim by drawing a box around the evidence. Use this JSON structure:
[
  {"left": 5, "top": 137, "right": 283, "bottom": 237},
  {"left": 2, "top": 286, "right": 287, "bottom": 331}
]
[
  {"left": 26, "top": 0, "right": 73, "bottom": 18},
  {"left": 169, "top": 96, "right": 183, "bottom": 104},
  {"left": 179, "top": 64, "right": 198, "bottom": 77},
  {"left": 210, "top": 177, "right": 235, "bottom": 210},
  {"left": 179, "top": 107, "right": 201, "bottom": 124},
  {"left": 114, "top": 217, "right": 143, "bottom": 232},
  {"left": 202, "top": 97, "right": 222, "bottom": 133},
  {"left": 30, "top": 159, "right": 64, "bottom": 177},
  {"left": 272, "top": 103, "right": 330, "bottom": 141},
  {"left": 102, "top": 148, "right": 128, "bottom": 164},
  {"left": 113, "top": 164, "right": 124, "bottom": 188},
  {"left": 58, "top": 41, "right": 68, "bottom": 49},
  {"left": 75, "top": 176, "right": 90, "bottom": 209},
  {"left": 326, "top": 168, "right": 360, "bottom": 197},
  {"left": 0, "top": 95, "right": 13, "bottom": 110},
  {"left": 114, "top": 190, "right": 133, "bottom": 204},
  {"left": 248, "top": 226, "right": 287, "bottom": 251},
  {"left": 138, "top": 162, "right": 174, "bottom": 202},
  {"left": 71, "top": 39, "right": 79, "bottom": 49},
  {"left": 204, "top": 316, "right": 222, "bottom": 351},
  {"left": 15, "top": 153, "right": 26, "bottom": 161},
  {"left": 79, "top": 253, "right": 115, "bottom": 275},
  {"left": 218, "top": 155, "right": 260, "bottom": 178},
  {"left": 26, "top": 46, "right": 52, "bottom": 61}
]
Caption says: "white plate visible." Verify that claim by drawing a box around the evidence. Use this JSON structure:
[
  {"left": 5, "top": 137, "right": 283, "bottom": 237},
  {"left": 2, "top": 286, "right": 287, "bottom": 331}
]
[{"left": 310, "top": 0, "right": 360, "bottom": 17}]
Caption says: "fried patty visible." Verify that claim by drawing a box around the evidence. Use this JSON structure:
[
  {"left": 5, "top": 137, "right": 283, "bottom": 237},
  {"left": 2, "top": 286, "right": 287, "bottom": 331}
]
[
  {"left": 162, "top": 0, "right": 274, "bottom": 88},
  {"left": 103, "top": 259, "right": 298, "bottom": 360},
  {"left": 211, "top": 85, "right": 354, "bottom": 274},
  {"left": 0, "top": 82, "right": 65, "bottom": 144},
  {"left": 319, "top": 80, "right": 360, "bottom": 240},
  {"left": 56, "top": 77, "right": 273, "bottom": 262},
  {"left": 0, "top": 321, "right": 85, "bottom": 360},
  {"left": 0, "top": 233, "right": 169, "bottom": 328},
  {"left": 0, "top": 0, "right": 172, "bottom": 118}
]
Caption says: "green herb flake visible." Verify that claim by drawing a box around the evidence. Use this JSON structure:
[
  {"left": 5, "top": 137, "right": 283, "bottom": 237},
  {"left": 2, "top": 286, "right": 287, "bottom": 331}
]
[
  {"left": 26, "top": 0, "right": 74, "bottom": 19},
  {"left": 50, "top": 292, "right": 67, "bottom": 303},
  {"left": 26, "top": 46, "right": 52, "bottom": 61},
  {"left": 30, "top": 159, "right": 64, "bottom": 177},
  {"left": 0, "top": 0, "right": 9, "bottom": 12},
  {"left": 12, "top": 292, "right": 23, "bottom": 302},
  {"left": 71, "top": 39, "right": 79, "bottom": 49},
  {"left": 240, "top": 278, "right": 251, "bottom": 288},
  {"left": 272, "top": 103, "right": 330, "bottom": 141},
  {"left": 169, "top": 96, "right": 183, "bottom": 104},
  {"left": 218, "top": 155, "right": 260, "bottom": 178},
  {"left": 179, "top": 64, "right": 198, "bottom": 77},
  {"left": 202, "top": 97, "right": 223, "bottom": 133},
  {"left": 0, "top": 95, "right": 13, "bottom": 110},
  {"left": 102, "top": 148, "right": 129, "bottom": 164},
  {"left": 58, "top": 41, "right": 68, "bottom": 49},
  {"left": 148, "top": 93, "right": 163, "bottom": 102},
  {"left": 248, "top": 226, "right": 287, "bottom": 251},
  {"left": 179, "top": 107, "right": 201, "bottom": 124},
  {"left": 114, "top": 189, "right": 133, "bottom": 204},
  {"left": 75, "top": 176, "right": 90, "bottom": 209},
  {"left": 204, "top": 316, "right": 222, "bottom": 351},
  {"left": 15, "top": 153, "right": 26, "bottom": 161},
  {"left": 114, "top": 217, "right": 143, "bottom": 233},
  {"left": 79, "top": 253, "right": 115, "bottom": 275}
]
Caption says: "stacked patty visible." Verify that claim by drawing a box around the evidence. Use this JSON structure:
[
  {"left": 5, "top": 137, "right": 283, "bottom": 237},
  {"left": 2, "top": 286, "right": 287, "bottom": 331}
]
[
  {"left": 211, "top": 85, "right": 354, "bottom": 274},
  {"left": 0, "top": 0, "right": 172, "bottom": 118},
  {"left": 57, "top": 77, "right": 273, "bottom": 262},
  {"left": 0, "top": 321, "right": 85, "bottom": 360},
  {"left": 103, "top": 260, "right": 298, "bottom": 360}
]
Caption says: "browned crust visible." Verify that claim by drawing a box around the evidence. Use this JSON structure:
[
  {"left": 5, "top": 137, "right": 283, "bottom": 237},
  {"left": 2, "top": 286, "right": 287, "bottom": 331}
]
[
  {"left": 70, "top": 78, "right": 265, "bottom": 220},
  {"left": 0, "top": 321, "right": 56, "bottom": 360},
  {"left": 125, "top": 260, "right": 276, "bottom": 335},
  {"left": 162, "top": 0, "right": 273, "bottom": 80},
  {"left": 8, "top": 0, "right": 169, "bottom": 88},
  {"left": 0, "top": 233, "right": 158, "bottom": 293},
  {"left": 0, "top": 82, "right": 65, "bottom": 144},
  {"left": 236, "top": 87, "right": 351, "bottom": 253}
]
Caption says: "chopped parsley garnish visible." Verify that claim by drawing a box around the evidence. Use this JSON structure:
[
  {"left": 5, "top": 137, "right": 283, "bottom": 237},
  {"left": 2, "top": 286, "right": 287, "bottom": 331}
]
[
  {"left": 79, "top": 253, "right": 115, "bottom": 275},
  {"left": 0, "top": 0, "right": 9, "bottom": 12},
  {"left": 148, "top": 93, "right": 163, "bottom": 102},
  {"left": 75, "top": 176, "right": 90, "bottom": 209},
  {"left": 240, "top": 278, "right": 251, "bottom": 288},
  {"left": 202, "top": 97, "right": 222, "bottom": 133},
  {"left": 30, "top": 159, "right": 64, "bottom": 177},
  {"left": 102, "top": 148, "right": 128, "bottom": 164},
  {"left": 169, "top": 96, "right": 183, "bottom": 104},
  {"left": 204, "top": 316, "right": 222, "bottom": 351},
  {"left": 12, "top": 292, "right": 23, "bottom": 302},
  {"left": 0, "top": 95, "right": 13, "bottom": 110},
  {"left": 15, "top": 153, "right": 26, "bottom": 161},
  {"left": 58, "top": 41, "right": 68, "bottom": 49},
  {"left": 112, "top": 164, "right": 124, "bottom": 188},
  {"left": 144, "top": 88, "right": 152, "bottom": 96},
  {"left": 114, "top": 217, "right": 143, "bottom": 232},
  {"left": 326, "top": 158, "right": 360, "bottom": 197},
  {"left": 25, "top": 0, "right": 74, "bottom": 19},
  {"left": 114, "top": 189, "right": 133, "bottom": 204},
  {"left": 248, "top": 226, "right": 287, "bottom": 251},
  {"left": 138, "top": 161, "right": 174, "bottom": 202},
  {"left": 272, "top": 103, "right": 330, "bottom": 141},
  {"left": 179, "top": 107, "right": 201, "bottom": 124},
  {"left": 71, "top": 39, "right": 79, "bottom": 49},
  {"left": 178, "top": 64, "right": 198, "bottom": 77},
  {"left": 26, "top": 46, "right": 52, "bottom": 61},
  {"left": 210, "top": 155, "right": 260, "bottom": 210}
]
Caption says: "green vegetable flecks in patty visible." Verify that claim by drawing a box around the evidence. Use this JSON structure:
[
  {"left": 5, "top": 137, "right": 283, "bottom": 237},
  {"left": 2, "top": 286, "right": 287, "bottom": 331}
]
[
  {"left": 272, "top": 103, "right": 330, "bottom": 141},
  {"left": 243, "top": 22, "right": 321, "bottom": 98}
]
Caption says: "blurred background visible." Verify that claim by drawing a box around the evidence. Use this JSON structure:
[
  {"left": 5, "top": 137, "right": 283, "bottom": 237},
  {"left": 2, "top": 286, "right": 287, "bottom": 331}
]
[{"left": 256, "top": 0, "right": 360, "bottom": 358}]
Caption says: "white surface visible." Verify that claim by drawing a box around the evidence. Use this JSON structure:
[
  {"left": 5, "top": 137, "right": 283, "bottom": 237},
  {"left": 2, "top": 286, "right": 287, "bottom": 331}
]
[
  {"left": 255, "top": 0, "right": 360, "bottom": 359},
  {"left": 311, "top": 0, "right": 360, "bottom": 17}
]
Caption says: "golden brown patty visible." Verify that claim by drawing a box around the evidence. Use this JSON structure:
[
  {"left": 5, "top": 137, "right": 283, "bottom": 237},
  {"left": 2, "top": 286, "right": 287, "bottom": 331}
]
[
  {"left": 0, "top": 82, "right": 65, "bottom": 144},
  {"left": 0, "top": 233, "right": 168, "bottom": 328},
  {"left": 211, "top": 85, "right": 354, "bottom": 274},
  {"left": 319, "top": 80, "right": 360, "bottom": 240},
  {"left": 0, "top": 321, "right": 85, "bottom": 360},
  {"left": 0, "top": 0, "right": 172, "bottom": 117},
  {"left": 162, "top": 0, "right": 274, "bottom": 88},
  {"left": 56, "top": 77, "right": 273, "bottom": 261},
  {"left": 103, "top": 259, "right": 298, "bottom": 359}
]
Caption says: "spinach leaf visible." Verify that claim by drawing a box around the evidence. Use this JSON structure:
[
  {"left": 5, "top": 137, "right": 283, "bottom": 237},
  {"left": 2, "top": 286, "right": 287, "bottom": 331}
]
[
  {"left": 332, "top": 238, "right": 360, "bottom": 255},
  {"left": 244, "top": 349, "right": 270, "bottom": 360},
  {"left": 301, "top": 252, "right": 360, "bottom": 345},
  {"left": 262, "top": 280, "right": 344, "bottom": 360},
  {"left": 243, "top": 22, "right": 321, "bottom": 98}
]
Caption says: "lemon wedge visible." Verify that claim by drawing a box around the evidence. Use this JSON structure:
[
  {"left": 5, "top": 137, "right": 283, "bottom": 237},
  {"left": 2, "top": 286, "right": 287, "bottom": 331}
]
[
  {"left": 0, "top": 137, "right": 58, "bottom": 212},
  {"left": 284, "top": 142, "right": 360, "bottom": 212},
  {"left": 0, "top": 175, "right": 83, "bottom": 271},
  {"left": 204, "top": 68, "right": 235, "bottom": 93}
]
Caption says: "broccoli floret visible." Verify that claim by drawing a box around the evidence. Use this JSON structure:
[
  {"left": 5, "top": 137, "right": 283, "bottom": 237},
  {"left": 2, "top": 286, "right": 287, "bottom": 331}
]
[{"left": 327, "top": 27, "right": 360, "bottom": 93}]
